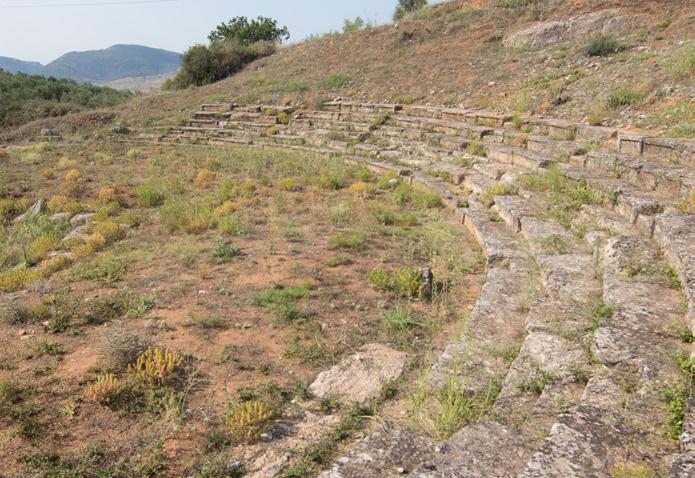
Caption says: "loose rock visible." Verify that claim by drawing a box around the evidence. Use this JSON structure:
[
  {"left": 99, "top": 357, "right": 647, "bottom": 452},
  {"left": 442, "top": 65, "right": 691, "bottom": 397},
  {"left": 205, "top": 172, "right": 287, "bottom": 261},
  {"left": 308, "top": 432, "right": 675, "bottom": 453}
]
[{"left": 310, "top": 343, "right": 406, "bottom": 406}]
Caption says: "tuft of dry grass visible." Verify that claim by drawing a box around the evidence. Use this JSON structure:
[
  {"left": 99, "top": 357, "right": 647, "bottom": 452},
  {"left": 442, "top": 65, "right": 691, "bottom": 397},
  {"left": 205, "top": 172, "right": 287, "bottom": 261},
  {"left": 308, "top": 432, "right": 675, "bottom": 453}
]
[
  {"left": 64, "top": 169, "right": 82, "bottom": 183},
  {"left": 0, "top": 266, "right": 44, "bottom": 292},
  {"left": 98, "top": 187, "right": 118, "bottom": 203},
  {"left": 127, "top": 347, "right": 183, "bottom": 386},
  {"left": 348, "top": 181, "right": 376, "bottom": 198},
  {"left": 41, "top": 255, "right": 73, "bottom": 273},
  {"left": 226, "top": 400, "right": 272, "bottom": 443},
  {"left": 47, "top": 195, "right": 84, "bottom": 214},
  {"left": 667, "top": 44, "right": 695, "bottom": 79},
  {"left": 93, "top": 221, "right": 125, "bottom": 243},
  {"left": 277, "top": 177, "right": 301, "bottom": 192},
  {"left": 57, "top": 156, "right": 78, "bottom": 170},
  {"left": 194, "top": 169, "right": 217, "bottom": 189},
  {"left": 84, "top": 374, "right": 125, "bottom": 404}
]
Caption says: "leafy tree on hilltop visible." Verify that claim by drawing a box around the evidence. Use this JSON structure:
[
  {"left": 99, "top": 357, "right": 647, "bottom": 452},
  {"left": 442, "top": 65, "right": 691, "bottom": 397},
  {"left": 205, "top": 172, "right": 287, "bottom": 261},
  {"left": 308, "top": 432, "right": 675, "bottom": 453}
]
[
  {"left": 208, "top": 16, "right": 290, "bottom": 45},
  {"left": 165, "top": 16, "right": 287, "bottom": 90},
  {"left": 393, "top": 0, "right": 428, "bottom": 20}
]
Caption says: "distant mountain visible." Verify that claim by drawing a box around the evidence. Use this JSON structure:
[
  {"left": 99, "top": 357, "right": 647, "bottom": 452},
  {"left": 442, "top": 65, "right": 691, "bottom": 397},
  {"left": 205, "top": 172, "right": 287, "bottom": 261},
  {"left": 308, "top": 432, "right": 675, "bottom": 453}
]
[
  {"left": 0, "top": 45, "right": 181, "bottom": 84},
  {"left": 0, "top": 56, "right": 44, "bottom": 75}
]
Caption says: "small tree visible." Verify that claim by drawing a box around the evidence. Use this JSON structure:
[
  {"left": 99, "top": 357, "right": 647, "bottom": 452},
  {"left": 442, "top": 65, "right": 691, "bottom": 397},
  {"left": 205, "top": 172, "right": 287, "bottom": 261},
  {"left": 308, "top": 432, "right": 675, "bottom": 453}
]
[
  {"left": 177, "top": 44, "right": 222, "bottom": 87},
  {"left": 393, "top": 0, "right": 428, "bottom": 21},
  {"left": 343, "top": 16, "right": 366, "bottom": 33},
  {"left": 208, "top": 16, "right": 290, "bottom": 45}
]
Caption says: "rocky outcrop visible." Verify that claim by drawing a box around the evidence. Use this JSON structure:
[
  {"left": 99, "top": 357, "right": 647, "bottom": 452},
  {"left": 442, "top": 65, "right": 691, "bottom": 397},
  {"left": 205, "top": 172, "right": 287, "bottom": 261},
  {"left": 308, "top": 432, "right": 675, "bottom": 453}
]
[{"left": 503, "top": 9, "right": 632, "bottom": 49}]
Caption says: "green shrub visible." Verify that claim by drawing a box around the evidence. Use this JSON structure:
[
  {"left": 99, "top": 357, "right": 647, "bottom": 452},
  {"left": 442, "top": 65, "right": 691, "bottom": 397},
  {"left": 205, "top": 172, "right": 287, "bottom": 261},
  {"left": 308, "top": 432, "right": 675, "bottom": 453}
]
[
  {"left": 318, "top": 173, "right": 345, "bottom": 190},
  {"left": 411, "top": 189, "right": 441, "bottom": 209},
  {"left": 495, "top": 0, "right": 539, "bottom": 7},
  {"left": 323, "top": 74, "right": 351, "bottom": 89},
  {"left": 367, "top": 268, "right": 390, "bottom": 290},
  {"left": 254, "top": 285, "right": 309, "bottom": 309},
  {"left": 663, "top": 386, "right": 688, "bottom": 440},
  {"left": 586, "top": 35, "right": 622, "bottom": 57},
  {"left": 160, "top": 197, "right": 217, "bottom": 234},
  {"left": 383, "top": 306, "right": 421, "bottom": 331},
  {"left": 0, "top": 70, "right": 132, "bottom": 129},
  {"left": 343, "top": 17, "right": 369, "bottom": 33},
  {"left": 609, "top": 464, "right": 657, "bottom": 478},
  {"left": 392, "top": 266, "right": 421, "bottom": 298},
  {"left": 391, "top": 183, "right": 440, "bottom": 209},
  {"left": 393, "top": 0, "right": 428, "bottom": 20},
  {"left": 69, "top": 253, "right": 128, "bottom": 285},
  {"left": 606, "top": 86, "right": 643, "bottom": 110},
  {"left": 329, "top": 231, "right": 367, "bottom": 250},
  {"left": 125, "top": 148, "right": 142, "bottom": 160},
  {"left": 667, "top": 44, "right": 695, "bottom": 79},
  {"left": 466, "top": 139, "right": 487, "bottom": 157},
  {"left": 327, "top": 256, "right": 352, "bottom": 267},
  {"left": 482, "top": 183, "right": 518, "bottom": 207},
  {"left": 164, "top": 40, "right": 276, "bottom": 90},
  {"left": 212, "top": 241, "right": 241, "bottom": 263},
  {"left": 218, "top": 213, "right": 251, "bottom": 236}
]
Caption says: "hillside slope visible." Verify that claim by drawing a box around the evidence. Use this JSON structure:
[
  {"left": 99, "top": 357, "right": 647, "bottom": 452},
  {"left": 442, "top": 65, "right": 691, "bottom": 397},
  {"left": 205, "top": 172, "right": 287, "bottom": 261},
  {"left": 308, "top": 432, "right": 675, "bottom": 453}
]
[
  {"left": 2, "top": 0, "right": 693, "bottom": 142},
  {"left": 115, "top": 0, "right": 693, "bottom": 138},
  {"left": 0, "top": 56, "right": 44, "bottom": 75}
]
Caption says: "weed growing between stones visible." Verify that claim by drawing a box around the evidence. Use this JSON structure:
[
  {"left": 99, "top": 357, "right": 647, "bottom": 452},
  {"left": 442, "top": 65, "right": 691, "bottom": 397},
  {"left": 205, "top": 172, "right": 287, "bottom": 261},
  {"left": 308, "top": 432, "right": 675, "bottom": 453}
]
[
  {"left": 482, "top": 183, "right": 518, "bottom": 207},
  {"left": 518, "top": 164, "right": 599, "bottom": 228},
  {"left": 410, "top": 374, "right": 501, "bottom": 440},
  {"left": 662, "top": 386, "right": 688, "bottom": 441}
]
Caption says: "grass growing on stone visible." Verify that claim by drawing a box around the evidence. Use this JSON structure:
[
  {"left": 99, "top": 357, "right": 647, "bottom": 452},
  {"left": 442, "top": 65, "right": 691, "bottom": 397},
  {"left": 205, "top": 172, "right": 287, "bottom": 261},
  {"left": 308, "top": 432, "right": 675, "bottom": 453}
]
[
  {"left": 518, "top": 164, "right": 599, "bottom": 228},
  {"left": 409, "top": 373, "right": 501, "bottom": 440}
]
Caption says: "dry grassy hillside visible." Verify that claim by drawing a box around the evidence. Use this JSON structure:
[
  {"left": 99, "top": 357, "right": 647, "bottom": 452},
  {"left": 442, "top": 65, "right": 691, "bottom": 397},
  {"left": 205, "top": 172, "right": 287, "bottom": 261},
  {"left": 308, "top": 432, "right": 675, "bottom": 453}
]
[
  {"left": 2, "top": 0, "right": 693, "bottom": 142},
  {"left": 112, "top": 0, "right": 693, "bottom": 134}
]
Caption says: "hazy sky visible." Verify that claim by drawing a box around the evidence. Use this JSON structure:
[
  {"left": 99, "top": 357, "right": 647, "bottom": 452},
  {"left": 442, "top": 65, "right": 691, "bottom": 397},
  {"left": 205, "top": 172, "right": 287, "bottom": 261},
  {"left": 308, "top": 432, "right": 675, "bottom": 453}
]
[{"left": 0, "top": 0, "right": 444, "bottom": 64}]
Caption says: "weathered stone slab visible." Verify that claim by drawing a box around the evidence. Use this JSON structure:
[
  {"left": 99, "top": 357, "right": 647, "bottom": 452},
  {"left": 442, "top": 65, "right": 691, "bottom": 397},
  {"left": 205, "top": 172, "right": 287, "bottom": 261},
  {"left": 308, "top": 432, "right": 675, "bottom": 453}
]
[
  {"left": 309, "top": 343, "right": 406, "bottom": 406},
  {"left": 411, "top": 420, "right": 533, "bottom": 478},
  {"left": 429, "top": 265, "right": 530, "bottom": 388},
  {"left": 654, "top": 213, "right": 695, "bottom": 330},
  {"left": 321, "top": 422, "right": 435, "bottom": 478}
]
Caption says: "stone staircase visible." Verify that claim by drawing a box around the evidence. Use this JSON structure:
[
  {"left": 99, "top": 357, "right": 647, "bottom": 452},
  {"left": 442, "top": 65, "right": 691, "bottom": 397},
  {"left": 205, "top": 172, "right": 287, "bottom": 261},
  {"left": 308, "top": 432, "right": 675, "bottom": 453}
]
[{"left": 130, "top": 100, "right": 695, "bottom": 477}]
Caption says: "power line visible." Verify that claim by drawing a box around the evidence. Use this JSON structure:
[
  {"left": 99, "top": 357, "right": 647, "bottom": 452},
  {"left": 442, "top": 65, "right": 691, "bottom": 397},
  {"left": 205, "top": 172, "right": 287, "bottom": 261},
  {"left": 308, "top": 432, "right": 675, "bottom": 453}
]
[{"left": 0, "top": 0, "right": 178, "bottom": 8}]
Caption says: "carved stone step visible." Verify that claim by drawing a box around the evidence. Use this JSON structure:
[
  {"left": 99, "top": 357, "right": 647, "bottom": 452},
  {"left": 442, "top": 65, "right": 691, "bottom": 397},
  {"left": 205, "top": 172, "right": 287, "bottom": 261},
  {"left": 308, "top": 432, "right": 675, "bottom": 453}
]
[
  {"left": 618, "top": 134, "right": 695, "bottom": 165},
  {"left": 519, "top": 235, "right": 687, "bottom": 477},
  {"left": 320, "top": 422, "right": 435, "bottom": 478},
  {"left": 485, "top": 144, "right": 552, "bottom": 170},
  {"left": 429, "top": 200, "right": 535, "bottom": 391}
]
